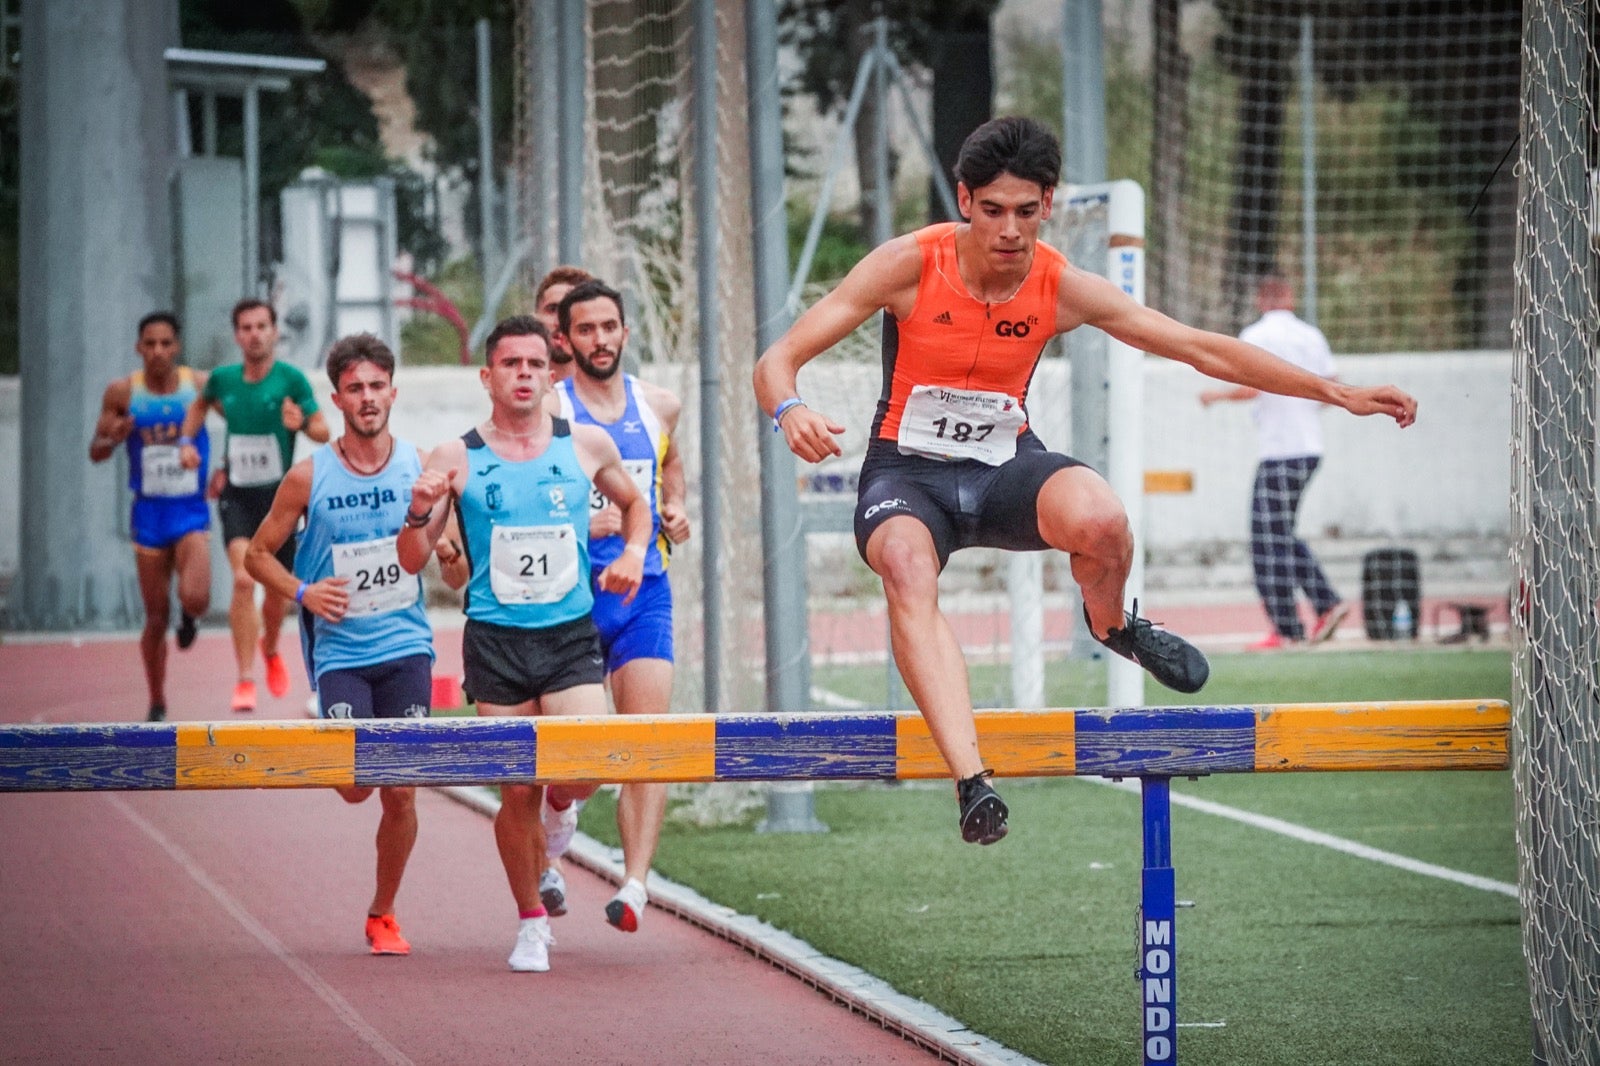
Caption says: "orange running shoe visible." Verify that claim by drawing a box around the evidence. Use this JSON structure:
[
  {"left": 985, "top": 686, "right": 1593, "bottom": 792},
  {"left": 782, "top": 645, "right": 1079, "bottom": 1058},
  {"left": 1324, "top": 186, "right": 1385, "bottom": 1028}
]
[
  {"left": 365, "top": 914, "right": 411, "bottom": 956},
  {"left": 230, "top": 679, "right": 257, "bottom": 713},
  {"left": 262, "top": 643, "right": 290, "bottom": 698}
]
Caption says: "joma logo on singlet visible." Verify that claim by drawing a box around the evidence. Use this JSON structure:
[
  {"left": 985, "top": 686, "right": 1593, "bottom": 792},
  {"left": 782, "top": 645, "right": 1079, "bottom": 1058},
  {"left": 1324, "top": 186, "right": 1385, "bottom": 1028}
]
[
  {"left": 994, "top": 315, "right": 1040, "bottom": 338},
  {"left": 325, "top": 488, "right": 399, "bottom": 512}
]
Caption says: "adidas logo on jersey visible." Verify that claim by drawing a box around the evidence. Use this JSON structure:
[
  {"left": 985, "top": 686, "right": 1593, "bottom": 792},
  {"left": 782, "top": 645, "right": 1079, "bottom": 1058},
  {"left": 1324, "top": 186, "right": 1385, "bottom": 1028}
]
[{"left": 933, "top": 311, "right": 954, "bottom": 325}]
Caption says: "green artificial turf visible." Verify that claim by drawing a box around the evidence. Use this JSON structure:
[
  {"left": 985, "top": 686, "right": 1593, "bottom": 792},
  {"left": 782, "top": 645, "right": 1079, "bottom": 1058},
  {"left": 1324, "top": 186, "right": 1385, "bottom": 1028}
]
[{"left": 578, "top": 648, "right": 1527, "bottom": 1065}]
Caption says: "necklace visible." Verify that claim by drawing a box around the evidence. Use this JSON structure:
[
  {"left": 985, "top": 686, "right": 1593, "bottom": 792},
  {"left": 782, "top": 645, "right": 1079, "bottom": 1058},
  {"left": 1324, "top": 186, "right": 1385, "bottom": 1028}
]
[
  {"left": 337, "top": 436, "right": 394, "bottom": 477},
  {"left": 484, "top": 420, "right": 545, "bottom": 442}
]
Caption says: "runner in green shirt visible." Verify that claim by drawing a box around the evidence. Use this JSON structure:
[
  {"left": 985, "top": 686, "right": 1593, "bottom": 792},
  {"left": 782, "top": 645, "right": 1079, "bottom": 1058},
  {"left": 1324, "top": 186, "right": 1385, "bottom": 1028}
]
[{"left": 180, "top": 298, "right": 329, "bottom": 713}]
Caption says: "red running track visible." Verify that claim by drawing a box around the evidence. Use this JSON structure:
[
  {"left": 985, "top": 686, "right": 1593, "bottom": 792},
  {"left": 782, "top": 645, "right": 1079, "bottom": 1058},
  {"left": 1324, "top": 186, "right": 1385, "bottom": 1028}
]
[{"left": 0, "top": 631, "right": 938, "bottom": 1065}]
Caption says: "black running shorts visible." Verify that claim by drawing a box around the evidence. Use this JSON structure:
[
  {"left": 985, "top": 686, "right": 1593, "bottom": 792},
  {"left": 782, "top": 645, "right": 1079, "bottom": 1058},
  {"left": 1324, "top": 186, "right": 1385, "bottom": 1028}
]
[
  {"left": 853, "top": 430, "right": 1085, "bottom": 569},
  {"left": 462, "top": 614, "right": 606, "bottom": 707},
  {"left": 218, "top": 483, "right": 296, "bottom": 570}
]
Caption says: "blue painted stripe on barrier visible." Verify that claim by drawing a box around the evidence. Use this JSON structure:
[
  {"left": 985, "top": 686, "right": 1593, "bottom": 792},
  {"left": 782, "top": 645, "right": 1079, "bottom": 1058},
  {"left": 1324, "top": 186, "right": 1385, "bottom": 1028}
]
[
  {"left": 1075, "top": 709, "right": 1256, "bottom": 776},
  {"left": 0, "top": 725, "right": 177, "bottom": 791},
  {"left": 715, "top": 714, "right": 898, "bottom": 779},
  {"left": 353, "top": 718, "right": 537, "bottom": 787}
]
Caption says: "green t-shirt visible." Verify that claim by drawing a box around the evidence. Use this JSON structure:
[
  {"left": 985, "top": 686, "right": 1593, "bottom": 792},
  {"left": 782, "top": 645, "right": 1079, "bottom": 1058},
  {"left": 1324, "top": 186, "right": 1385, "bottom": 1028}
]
[{"left": 204, "top": 360, "right": 319, "bottom": 489}]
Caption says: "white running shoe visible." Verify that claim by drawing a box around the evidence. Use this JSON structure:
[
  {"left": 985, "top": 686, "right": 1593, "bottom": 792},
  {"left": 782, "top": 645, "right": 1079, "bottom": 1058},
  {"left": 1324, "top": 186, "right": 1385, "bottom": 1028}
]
[
  {"left": 541, "top": 795, "right": 583, "bottom": 859},
  {"left": 508, "top": 915, "right": 554, "bottom": 972},
  {"left": 539, "top": 866, "right": 568, "bottom": 917},
  {"left": 605, "top": 878, "right": 649, "bottom": 933}
]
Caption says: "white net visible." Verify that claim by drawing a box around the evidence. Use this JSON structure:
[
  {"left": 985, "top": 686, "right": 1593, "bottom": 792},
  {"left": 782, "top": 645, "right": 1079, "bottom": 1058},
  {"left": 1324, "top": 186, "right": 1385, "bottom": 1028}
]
[
  {"left": 1142, "top": 0, "right": 1522, "bottom": 350},
  {"left": 513, "top": 0, "right": 764, "bottom": 715},
  {"left": 1512, "top": 3, "right": 1600, "bottom": 1063}
]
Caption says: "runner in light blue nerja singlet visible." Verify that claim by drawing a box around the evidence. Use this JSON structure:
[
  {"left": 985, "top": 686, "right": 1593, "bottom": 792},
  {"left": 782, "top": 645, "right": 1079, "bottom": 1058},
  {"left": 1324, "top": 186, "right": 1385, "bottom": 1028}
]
[
  {"left": 294, "top": 441, "right": 434, "bottom": 683},
  {"left": 455, "top": 421, "right": 595, "bottom": 628}
]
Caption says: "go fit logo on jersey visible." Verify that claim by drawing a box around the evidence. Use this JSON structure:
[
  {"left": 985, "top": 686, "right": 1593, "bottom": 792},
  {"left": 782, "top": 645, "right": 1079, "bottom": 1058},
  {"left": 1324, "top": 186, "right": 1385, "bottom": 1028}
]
[{"left": 994, "top": 314, "right": 1040, "bottom": 338}]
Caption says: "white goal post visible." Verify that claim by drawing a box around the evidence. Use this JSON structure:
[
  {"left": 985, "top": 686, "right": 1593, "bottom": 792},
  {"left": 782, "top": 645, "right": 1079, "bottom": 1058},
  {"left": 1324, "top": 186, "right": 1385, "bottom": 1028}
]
[{"left": 1010, "top": 178, "right": 1147, "bottom": 710}]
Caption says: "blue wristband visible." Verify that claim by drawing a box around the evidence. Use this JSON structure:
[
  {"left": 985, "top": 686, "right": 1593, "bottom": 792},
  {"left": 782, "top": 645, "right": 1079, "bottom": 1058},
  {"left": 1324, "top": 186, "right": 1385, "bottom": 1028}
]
[
  {"left": 772, "top": 397, "right": 805, "bottom": 431},
  {"left": 294, "top": 582, "right": 308, "bottom": 605}
]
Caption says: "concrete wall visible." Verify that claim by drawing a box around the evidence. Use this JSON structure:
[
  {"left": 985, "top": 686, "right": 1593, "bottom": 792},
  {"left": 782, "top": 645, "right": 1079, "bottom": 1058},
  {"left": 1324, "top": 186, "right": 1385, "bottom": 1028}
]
[{"left": 0, "top": 350, "right": 1512, "bottom": 594}]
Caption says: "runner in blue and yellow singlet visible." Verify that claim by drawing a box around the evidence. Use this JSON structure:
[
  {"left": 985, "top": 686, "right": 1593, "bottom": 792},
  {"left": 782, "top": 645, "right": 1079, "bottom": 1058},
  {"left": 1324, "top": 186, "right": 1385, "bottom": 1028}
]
[
  {"left": 89, "top": 312, "right": 212, "bottom": 722},
  {"left": 542, "top": 278, "right": 691, "bottom": 934}
]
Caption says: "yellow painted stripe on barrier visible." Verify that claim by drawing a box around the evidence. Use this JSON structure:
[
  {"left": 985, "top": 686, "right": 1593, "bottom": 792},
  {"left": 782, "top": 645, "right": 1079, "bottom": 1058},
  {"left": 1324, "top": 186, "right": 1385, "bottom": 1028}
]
[
  {"left": 1253, "top": 700, "right": 1510, "bottom": 772},
  {"left": 174, "top": 722, "right": 356, "bottom": 788},
  {"left": 1144, "top": 470, "right": 1194, "bottom": 494},
  {"left": 536, "top": 715, "right": 717, "bottom": 783},
  {"left": 896, "top": 710, "right": 1076, "bottom": 779}
]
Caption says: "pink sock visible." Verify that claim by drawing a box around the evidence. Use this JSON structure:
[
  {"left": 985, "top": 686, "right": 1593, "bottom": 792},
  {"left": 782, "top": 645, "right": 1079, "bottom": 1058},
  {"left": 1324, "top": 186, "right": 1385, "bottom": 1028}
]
[{"left": 519, "top": 907, "right": 547, "bottom": 921}]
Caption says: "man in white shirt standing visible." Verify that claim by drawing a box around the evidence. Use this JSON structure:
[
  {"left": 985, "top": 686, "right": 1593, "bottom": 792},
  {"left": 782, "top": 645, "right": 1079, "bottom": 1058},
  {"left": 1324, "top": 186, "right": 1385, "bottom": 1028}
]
[{"left": 1201, "top": 275, "right": 1350, "bottom": 649}]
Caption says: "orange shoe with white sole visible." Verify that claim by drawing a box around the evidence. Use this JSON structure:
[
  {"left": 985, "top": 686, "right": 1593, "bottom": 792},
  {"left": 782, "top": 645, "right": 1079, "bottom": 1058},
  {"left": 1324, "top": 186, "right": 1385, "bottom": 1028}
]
[
  {"left": 365, "top": 914, "right": 411, "bottom": 956},
  {"left": 230, "top": 679, "right": 257, "bottom": 713}
]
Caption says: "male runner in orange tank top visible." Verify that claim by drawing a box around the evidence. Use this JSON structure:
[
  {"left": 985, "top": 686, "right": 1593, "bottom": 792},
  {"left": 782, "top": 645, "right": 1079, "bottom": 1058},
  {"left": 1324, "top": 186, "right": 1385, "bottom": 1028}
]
[{"left": 755, "top": 116, "right": 1417, "bottom": 845}]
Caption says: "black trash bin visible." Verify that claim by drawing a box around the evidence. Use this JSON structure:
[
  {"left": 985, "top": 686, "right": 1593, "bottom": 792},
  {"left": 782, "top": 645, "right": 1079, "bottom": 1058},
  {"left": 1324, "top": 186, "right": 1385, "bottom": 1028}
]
[{"left": 1362, "top": 548, "right": 1421, "bottom": 640}]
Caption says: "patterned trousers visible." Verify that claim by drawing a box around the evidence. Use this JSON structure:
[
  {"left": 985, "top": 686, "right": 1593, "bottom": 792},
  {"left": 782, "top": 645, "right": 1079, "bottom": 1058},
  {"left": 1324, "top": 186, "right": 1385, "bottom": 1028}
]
[{"left": 1250, "top": 456, "right": 1340, "bottom": 640}]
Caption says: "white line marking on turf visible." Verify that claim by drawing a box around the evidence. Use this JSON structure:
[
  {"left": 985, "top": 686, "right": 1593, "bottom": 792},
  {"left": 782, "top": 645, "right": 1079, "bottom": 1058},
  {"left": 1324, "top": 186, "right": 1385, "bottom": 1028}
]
[
  {"left": 109, "top": 795, "right": 416, "bottom": 1066},
  {"left": 1083, "top": 777, "right": 1518, "bottom": 898},
  {"left": 808, "top": 686, "right": 1517, "bottom": 899}
]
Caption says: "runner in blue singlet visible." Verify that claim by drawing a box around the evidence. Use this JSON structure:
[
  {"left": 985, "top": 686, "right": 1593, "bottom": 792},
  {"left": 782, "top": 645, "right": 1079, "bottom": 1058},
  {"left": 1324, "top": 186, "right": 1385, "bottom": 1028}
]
[
  {"left": 396, "top": 314, "right": 652, "bottom": 975},
  {"left": 541, "top": 278, "right": 692, "bottom": 933},
  {"left": 245, "top": 333, "right": 438, "bottom": 959},
  {"left": 89, "top": 312, "right": 212, "bottom": 722}
]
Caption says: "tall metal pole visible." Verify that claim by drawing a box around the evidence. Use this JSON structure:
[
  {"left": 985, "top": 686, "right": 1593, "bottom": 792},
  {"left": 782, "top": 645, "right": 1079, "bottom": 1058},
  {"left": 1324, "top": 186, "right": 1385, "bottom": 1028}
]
[
  {"left": 15, "top": 0, "right": 176, "bottom": 629},
  {"left": 530, "top": 0, "right": 560, "bottom": 279},
  {"left": 1062, "top": 0, "right": 1107, "bottom": 186},
  {"left": 693, "top": 0, "right": 723, "bottom": 712},
  {"left": 748, "top": 0, "right": 823, "bottom": 832},
  {"left": 867, "top": 18, "right": 903, "bottom": 709},
  {"left": 556, "top": 0, "right": 585, "bottom": 264},
  {"left": 1062, "top": 0, "right": 1110, "bottom": 666},
  {"left": 242, "top": 82, "right": 260, "bottom": 294},
  {"left": 1298, "top": 14, "right": 1318, "bottom": 326},
  {"left": 869, "top": 18, "right": 892, "bottom": 249},
  {"left": 476, "top": 18, "right": 498, "bottom": 287}
]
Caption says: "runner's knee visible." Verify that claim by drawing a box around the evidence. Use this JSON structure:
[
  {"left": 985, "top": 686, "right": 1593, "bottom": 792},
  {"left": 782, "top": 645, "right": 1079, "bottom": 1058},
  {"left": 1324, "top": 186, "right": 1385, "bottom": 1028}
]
[
  {"left": 871, "top": 532, "right": 940, "bottom": 604},
  {"left": 142, "top": 602, "right": 171, "bottom": 632},
  {"left": 379, "top": 786, "right": 416, "bottom": 815},
  {"left": 178, "top": 585, "right": 209, "bottom": 617}
]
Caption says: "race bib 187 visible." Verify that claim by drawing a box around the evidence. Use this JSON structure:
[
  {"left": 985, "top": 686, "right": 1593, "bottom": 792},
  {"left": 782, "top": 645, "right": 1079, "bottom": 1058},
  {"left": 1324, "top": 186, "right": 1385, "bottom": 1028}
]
[{"left": 897, "top": 385, "right": 1025, "bottom": 465}]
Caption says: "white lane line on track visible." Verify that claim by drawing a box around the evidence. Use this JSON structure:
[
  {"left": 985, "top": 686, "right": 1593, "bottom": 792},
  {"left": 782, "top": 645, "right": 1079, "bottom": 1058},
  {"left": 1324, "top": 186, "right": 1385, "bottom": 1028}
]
[
  {"left": 810, "top": 685, "right": 1518, "bottom": 899},
  {"left": 108, "top": 795, "right": 416, "bottom": 1066},
  {"left": 1082, "top": 776, "right": 1518, "bottom": 898}
]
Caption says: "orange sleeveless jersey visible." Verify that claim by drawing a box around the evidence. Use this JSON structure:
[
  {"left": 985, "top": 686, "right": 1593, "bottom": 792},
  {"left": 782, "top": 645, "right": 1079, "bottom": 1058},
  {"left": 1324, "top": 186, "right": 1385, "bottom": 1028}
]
[{"left": 873, "top": 222, "right": 1066, "bottom": 443}]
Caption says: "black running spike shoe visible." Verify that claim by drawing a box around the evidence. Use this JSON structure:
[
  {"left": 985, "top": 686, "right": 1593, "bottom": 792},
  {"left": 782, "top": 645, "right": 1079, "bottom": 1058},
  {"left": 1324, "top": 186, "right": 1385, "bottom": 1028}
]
[
  {"left": 957, "top": 770, "right": 1009, "bottom": 845},
  {"left": 175, "top": 612, "right": 198, "bottom": 651},
  {"left": 1089, "top": 599, "right": 1210, "bottom": 694}
]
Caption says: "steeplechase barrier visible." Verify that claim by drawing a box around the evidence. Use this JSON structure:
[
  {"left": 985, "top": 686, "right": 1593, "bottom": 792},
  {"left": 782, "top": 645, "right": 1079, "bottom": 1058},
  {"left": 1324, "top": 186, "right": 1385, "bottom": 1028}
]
[{"left": 1, "top": 700, "right": 1509, "bottom": 1064}]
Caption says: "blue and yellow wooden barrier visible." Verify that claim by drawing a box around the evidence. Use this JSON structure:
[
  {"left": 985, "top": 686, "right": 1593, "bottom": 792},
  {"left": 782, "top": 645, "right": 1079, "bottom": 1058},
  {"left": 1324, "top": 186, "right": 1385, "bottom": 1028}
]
[
  {"left": 0, "top": 699, "right": 1510, "bottom": 1066},
  {"left": 0, "top": 700, "right": 1507, "bottom": 792}
]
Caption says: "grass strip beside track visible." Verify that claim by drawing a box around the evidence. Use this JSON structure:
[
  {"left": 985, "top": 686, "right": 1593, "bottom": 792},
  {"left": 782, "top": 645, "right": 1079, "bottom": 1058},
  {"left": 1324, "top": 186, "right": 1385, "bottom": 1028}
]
[{"left": 579, "top": 648, "right": 1526, "bottom": 1065}]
